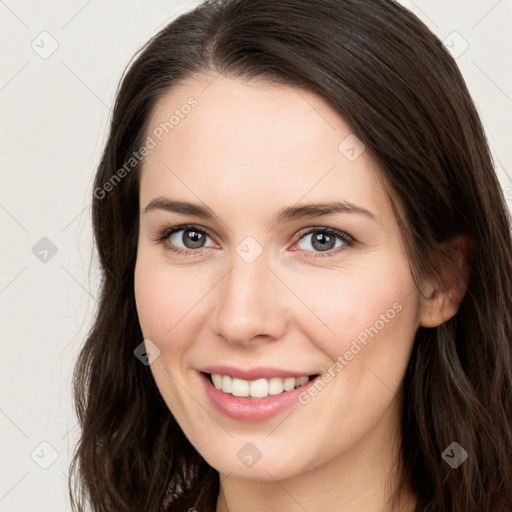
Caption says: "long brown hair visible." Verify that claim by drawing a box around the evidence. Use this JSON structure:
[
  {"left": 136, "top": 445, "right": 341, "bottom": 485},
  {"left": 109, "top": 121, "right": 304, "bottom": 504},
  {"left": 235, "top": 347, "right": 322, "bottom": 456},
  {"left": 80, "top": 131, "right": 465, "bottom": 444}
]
[{"left": 69, "top": 1, "right": 512, "bottom": 510}]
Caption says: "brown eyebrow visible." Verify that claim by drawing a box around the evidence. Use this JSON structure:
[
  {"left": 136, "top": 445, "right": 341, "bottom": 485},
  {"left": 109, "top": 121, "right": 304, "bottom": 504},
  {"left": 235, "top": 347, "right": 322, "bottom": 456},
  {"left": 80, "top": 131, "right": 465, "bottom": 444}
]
[
  {"left": 142, "top": 197, "right": 377, "bottom": 224},
  {"left": 143, "top": 197, "right": 216, "bottom": 218}
]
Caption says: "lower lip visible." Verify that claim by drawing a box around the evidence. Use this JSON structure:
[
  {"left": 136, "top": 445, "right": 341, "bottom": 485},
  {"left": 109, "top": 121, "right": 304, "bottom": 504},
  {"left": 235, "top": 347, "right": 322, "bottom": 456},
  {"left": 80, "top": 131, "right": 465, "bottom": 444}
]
[{"left": 198, "top": 371, "right": 320, "bottom": 422}]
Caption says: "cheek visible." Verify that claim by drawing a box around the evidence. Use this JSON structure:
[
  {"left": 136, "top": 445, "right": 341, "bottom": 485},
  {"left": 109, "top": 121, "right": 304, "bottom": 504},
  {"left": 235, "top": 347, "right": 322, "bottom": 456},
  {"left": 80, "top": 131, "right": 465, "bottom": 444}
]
[
  {"left": 134, "top": 255, "right": 216, "bottom": 352},
  {"left": 134, "top": 265, "right": 168, "bottom": 340},
  {"left": 301, "top": 255, "right": 415, "bottom": 337},
  {"left": 287, "top": 267, "right": 419, "bottom": 458},
  {"left": 305, "top": 255, "right": 419, "bottom": 391},
  {"left": 134, "top": 256, "right": 184, "bottom": 342},
  {"left": 325, "top": 276, "right": 414, "bottom": 343}
]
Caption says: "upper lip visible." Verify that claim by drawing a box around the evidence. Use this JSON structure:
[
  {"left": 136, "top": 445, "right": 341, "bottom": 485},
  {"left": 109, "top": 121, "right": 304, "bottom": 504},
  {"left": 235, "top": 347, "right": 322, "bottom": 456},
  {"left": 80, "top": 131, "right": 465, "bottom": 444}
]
[{"left": 199, "top": 365, "right": 319, "bottom": 381}]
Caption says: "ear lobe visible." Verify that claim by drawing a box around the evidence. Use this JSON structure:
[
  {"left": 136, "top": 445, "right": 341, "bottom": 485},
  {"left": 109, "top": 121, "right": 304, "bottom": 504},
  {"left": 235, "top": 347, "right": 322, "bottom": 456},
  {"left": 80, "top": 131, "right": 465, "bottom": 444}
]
[{"left": 419, "top": 234, "right": 472, "bottom": 328}]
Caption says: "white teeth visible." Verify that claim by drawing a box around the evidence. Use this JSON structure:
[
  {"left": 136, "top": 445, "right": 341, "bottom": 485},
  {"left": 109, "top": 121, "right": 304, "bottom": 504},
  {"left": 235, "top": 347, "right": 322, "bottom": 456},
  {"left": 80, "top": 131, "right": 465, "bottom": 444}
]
[
  {"left": 231, "top": 378, "right": 249, "bottom": 397},
  {"left": 222, "top": 374, "right": 232, "bottom": 393},
  {"left": 249, "top": 378, "right": 268, "bottom": 398},
  {"left": 295, "top": 376, "right": 309, "bottom": 387},
  {"left": 211, "top": 374, "right": 223, "bottom": 389},
  {"left": 283, "top": 377, "right": 295, "bottom": 391},
  {"left": 209, "top": 373, "right": 312, "bottom": 399},
  {"left": 268, "top": 377, "right": 284, "bottom": 395}
]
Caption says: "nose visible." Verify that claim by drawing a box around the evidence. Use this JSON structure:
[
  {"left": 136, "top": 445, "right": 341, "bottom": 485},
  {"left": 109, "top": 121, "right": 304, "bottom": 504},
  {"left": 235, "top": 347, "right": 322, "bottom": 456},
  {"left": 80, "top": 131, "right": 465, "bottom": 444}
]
[{"left": 211, "top": 253, "right": 288, "bottom": 346}]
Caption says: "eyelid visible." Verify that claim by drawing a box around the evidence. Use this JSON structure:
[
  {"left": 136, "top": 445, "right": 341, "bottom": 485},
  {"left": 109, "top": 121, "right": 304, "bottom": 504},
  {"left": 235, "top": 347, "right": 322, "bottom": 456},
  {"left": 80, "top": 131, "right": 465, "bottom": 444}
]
[
  {"left": 294, "top": 225, "right": 354, "bottom": 243},
  {"left": 291, "top": 226, "right": 354, "bottom": 258},
  {"left": 153, "top": 223, "right": 218, "bottom": 246}
]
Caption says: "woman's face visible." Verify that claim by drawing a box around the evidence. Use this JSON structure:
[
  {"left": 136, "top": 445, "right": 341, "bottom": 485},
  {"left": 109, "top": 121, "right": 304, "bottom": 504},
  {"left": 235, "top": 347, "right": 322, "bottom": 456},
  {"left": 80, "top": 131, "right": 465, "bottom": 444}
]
[{"left": 134, "top": 75, "right": 423, "bottom": 481}]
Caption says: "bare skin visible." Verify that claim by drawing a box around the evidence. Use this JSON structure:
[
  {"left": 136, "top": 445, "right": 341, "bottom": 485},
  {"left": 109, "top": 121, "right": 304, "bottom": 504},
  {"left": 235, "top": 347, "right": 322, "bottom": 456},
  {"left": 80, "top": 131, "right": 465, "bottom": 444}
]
[{"left": 134, "top": 75, "right": 464, "bottom": 512}]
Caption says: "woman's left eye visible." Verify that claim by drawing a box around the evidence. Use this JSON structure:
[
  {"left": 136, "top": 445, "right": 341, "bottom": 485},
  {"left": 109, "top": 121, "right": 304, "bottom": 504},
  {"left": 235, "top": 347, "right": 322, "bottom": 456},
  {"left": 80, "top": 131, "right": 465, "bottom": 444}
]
[
  {"left": 154, "top": 224, "right": 354, "bottom": 258},
  {"left": 293, "top": 227, "right": 354, "bottom": 258}
]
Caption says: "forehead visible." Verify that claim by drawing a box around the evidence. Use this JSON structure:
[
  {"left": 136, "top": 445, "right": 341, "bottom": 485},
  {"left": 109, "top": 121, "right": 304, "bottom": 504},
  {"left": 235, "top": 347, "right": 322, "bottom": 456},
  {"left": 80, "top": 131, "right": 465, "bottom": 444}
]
[
  {"left": 140, "top": 75, "right": 396, "bottom": 225},
  {"left": 145, "top": 75, "right": 354, "bottom": 167}
]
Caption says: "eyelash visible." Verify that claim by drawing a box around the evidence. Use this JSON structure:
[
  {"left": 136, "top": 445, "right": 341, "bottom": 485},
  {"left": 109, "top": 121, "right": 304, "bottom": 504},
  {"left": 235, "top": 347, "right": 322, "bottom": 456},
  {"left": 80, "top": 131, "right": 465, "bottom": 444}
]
[{"left": 153, "top": 223, "right": 355, "bottom": 259}]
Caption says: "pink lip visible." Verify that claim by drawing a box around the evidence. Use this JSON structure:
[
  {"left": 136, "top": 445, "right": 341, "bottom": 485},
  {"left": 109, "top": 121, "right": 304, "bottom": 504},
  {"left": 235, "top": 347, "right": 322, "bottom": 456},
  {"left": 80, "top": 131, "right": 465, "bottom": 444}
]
[
  {"left": 198, "top": 370, "right": 321, "bottom": 422},
  {"left": 199, "top": 365, "right": 316, "bottom": 380}
]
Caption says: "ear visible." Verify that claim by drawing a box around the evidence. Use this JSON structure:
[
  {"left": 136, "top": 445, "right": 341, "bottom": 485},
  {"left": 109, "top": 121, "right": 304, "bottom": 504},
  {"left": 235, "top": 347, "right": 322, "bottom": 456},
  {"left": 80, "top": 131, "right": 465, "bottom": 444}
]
[{"left": 419, "top": 234, "right": 472, "bottom": 328}]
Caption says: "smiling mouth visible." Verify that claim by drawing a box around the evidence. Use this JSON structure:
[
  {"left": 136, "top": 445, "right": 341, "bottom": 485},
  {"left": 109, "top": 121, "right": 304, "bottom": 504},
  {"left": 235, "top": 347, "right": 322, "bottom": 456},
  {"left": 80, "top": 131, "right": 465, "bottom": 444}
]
[{"left": 202, "top": 372, "right": 319, "bottom": 399}]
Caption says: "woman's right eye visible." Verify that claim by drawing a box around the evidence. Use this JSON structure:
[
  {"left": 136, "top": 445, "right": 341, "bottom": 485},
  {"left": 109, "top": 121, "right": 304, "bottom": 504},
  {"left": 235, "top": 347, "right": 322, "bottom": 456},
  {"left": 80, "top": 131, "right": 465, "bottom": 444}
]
[{"left": 155, "top": 224, "right": 216, "bottom": 257}]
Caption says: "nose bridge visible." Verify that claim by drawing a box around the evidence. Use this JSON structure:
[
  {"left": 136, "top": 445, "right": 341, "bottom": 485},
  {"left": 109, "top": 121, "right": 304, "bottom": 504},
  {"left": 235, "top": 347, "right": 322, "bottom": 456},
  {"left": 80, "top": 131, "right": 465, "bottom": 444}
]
[{"left": 212, "top": 249, "right": 287, "bottom": 344}]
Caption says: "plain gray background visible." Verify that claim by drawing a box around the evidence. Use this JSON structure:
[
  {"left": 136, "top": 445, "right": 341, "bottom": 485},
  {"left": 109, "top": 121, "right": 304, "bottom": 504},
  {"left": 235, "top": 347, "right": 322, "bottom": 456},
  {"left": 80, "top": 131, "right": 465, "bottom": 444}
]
[{"left": 1, "top": 0, "right": 511, "bottom": 510}]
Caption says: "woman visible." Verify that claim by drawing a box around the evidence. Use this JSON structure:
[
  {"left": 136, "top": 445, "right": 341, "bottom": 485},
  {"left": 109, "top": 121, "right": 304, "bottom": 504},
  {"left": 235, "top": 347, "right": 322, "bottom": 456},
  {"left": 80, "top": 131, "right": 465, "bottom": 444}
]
[{"left": 69, "top": 1, "right": 512, "bottom": 511}]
